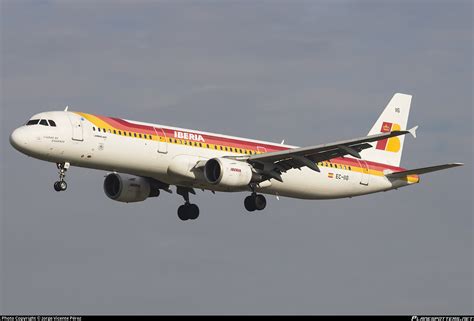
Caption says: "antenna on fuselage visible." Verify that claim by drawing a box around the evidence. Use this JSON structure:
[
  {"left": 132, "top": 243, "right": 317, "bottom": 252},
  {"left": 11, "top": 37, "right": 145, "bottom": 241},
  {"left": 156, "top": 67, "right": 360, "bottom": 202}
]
[{"left": 64, "top": 105, "right": 69, "bottom": 111}]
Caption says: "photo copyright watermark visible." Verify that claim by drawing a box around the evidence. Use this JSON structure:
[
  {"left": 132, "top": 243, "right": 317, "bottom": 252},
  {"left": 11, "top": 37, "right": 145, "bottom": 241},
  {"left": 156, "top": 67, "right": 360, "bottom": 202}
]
[{"left": 2, "top": 317, "right": 81, "bottom": 321}]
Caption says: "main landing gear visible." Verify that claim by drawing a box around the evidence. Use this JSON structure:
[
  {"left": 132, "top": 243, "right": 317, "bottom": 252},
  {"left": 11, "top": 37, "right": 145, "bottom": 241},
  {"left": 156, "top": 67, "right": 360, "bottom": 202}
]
[
  {"left": 53, "top": 162, "right": 70, "bottom": 192},
  {"left": 244, "top": 191, "right": 267, "bottom": 212},
  {"left": 176, "top": 186, "right": 200, "bottom": 221}
]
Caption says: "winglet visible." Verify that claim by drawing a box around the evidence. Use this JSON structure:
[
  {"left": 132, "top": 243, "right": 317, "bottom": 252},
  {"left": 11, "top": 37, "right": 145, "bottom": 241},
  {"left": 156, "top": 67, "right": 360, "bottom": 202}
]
[
  {"left": 64, "top": 105, "right": 69, "bottom": 112},
  {"left": 408, "top": 125, "right": 418, "bottom": 138}
]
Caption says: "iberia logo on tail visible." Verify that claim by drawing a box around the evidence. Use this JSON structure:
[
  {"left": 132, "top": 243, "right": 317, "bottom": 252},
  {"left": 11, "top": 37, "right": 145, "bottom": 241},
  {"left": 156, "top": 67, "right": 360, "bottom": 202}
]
[{"left": 376, "top": 122, "right": 401, "bottom": 152}]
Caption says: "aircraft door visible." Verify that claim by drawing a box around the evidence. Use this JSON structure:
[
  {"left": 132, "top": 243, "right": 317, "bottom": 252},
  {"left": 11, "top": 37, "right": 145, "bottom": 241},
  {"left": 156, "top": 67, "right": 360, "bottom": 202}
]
[
  {"left": 357, "top": 160, "right": 370, "bottom": 186},
  {"left": 154, "top": 127, "right": 168, "bottom": 154},
  {"left": 67, "top": 113, "right": 84, "bottom": 141},
  {"left": 257, "top": 146, "right": 267, "bottom": 154}
]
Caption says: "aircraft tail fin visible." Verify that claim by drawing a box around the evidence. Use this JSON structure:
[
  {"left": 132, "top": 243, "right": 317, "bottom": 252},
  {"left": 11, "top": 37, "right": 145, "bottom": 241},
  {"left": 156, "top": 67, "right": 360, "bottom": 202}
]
[{"left": 360, "top": 93, "right": 412, "bottom": 167}]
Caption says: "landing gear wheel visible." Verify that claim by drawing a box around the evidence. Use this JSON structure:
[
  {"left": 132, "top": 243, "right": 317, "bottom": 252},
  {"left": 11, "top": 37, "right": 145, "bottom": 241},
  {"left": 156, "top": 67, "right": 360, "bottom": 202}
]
[
  {"left": 59, "top": 180, "right": 67, "bottom": 191},
  {"left": 188, "top": 204, "right": 200, "bottom": 220},
  {"left": 244, "top": 196, "right": 256, "bottom": 212},
  {"left": 177, "top": 203, "right": 200, "bottom": 221},
  {"left": 178, "top": 205, "right": 189, "bottom": 221},
  {"left": 254, "top": 194, "right": 266, "bottom": 211},
  {"left": 244, "top": 194, "right": 266, "bottom": 212},
  {"left": 54, "top": 181, "right": 62, "bottom": 192}
]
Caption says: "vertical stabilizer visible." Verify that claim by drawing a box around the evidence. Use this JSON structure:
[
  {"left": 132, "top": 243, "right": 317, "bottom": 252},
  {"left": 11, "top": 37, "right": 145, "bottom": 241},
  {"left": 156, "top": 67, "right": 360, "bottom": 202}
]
[{"left": 360, "top": 93, "right": 412, "bottom": 167}]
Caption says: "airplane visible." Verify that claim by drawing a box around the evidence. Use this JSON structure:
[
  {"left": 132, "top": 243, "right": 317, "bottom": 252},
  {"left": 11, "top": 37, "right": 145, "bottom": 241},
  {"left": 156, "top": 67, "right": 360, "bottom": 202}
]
[{"left": 9, "top": 93, "right": 463, "bottom": 221}]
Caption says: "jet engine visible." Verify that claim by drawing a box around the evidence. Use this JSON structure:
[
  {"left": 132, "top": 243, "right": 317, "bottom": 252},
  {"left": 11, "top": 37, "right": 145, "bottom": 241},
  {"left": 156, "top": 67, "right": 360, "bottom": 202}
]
[
  {"left": 103, "top": 173, "right": 160, "bottom": 203},
  {"left": 204, "top": 158, "right": 255, "bottom": 188}
]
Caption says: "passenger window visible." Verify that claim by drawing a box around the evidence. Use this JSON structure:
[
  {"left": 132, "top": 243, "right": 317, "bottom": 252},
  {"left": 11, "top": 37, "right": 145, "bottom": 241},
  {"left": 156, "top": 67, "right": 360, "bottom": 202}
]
[
  {"left": 199, "top": 143, "right": 202, "bottom": 147},
  {"left": 26, "top": 119, "right": 40, "bottom": 126},
  {"left": 207, "top": 144, "right": 210, "bottom": 148},
  {"left": 39, "top": 119, "right": 48, "bottom": 126},
  {"left": 225, "top": 147, "right": 228, "bottom": 151},
  {"left": 93, "top": 127, "right": 96, "bottom": 131},
  {"left": 113, "top": 130, "right": 117, "bottom": 134},
  {"left": 220, "top": 146, "right": 223, "bottom": 150},
  {"left": 139, "top": 134, "right": 142, "bottom": 138},
  {"left": 134, "top": 133, "right": 137, "bottom": 137},
  {"left": 49, "top": 120, "right": 57, "bottom": 127}
]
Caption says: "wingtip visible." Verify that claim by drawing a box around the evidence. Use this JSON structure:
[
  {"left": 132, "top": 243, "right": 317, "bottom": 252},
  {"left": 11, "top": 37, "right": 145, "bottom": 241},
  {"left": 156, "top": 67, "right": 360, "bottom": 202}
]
[{"left": 408, "top": 125, "right": 419, "bottom": 138}]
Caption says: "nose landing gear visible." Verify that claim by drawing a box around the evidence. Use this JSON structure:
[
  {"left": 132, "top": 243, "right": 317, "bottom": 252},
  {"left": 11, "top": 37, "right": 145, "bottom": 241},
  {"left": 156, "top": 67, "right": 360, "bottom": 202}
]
[{"left": 54, "top": 162, "right": 70, "bottom": 192}]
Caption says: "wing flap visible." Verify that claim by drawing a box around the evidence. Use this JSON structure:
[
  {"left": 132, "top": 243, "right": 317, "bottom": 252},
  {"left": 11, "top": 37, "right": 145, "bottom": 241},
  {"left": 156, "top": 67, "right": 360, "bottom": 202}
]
[{"left": 385, "top": 163, "right": 463, "bottom": 178}]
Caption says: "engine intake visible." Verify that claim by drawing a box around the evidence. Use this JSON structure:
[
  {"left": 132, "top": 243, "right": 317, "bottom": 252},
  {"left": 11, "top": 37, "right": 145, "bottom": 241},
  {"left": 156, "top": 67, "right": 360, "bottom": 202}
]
[{"left": 103, "top": 173, "right": 160, "bottom": 203}]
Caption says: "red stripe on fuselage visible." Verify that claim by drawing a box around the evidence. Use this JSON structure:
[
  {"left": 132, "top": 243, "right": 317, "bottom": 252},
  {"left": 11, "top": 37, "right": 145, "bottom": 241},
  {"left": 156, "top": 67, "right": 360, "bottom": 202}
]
[{"left": 111, "top": 117, "right": 157, "bottom": 135}]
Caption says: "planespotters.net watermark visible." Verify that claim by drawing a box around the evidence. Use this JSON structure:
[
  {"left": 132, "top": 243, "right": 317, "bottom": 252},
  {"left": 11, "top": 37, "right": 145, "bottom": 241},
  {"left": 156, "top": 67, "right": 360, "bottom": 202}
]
[{"left": 412, "top": 317, "right": 474, "bottom": 321}]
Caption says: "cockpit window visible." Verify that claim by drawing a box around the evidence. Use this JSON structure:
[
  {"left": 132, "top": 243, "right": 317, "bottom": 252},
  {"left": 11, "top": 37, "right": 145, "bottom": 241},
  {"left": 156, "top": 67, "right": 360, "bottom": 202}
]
[
  {"left": 48, "top": 120, "right": 57, "bottom": 127},
  {"left": 39, "top": 119, "right": 48, "bottom": 126},
  {"left": 26, "top": 119, "right": 40, "bottom": 125}
]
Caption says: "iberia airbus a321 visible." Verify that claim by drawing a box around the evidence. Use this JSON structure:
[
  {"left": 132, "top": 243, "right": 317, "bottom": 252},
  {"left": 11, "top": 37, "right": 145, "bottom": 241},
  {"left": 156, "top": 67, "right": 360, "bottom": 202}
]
[{"left": 10, "top": 93, "right": 463, "bottom": 221}]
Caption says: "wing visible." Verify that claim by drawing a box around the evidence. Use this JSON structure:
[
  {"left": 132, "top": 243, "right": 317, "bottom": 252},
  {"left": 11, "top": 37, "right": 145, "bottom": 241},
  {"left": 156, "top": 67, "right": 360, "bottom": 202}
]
[
  {"left": 385, "top": 163, "right": 463, "bottom": 179},
  {"left": 246, "top": 127, "right": 418, "bottom": 182}
]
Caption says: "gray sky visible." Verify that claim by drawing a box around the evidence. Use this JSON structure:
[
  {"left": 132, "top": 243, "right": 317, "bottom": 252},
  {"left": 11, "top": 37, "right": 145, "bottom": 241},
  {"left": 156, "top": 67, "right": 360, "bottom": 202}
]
[{"left": 1, "top": 0, "right": 472, "bottom": 315}]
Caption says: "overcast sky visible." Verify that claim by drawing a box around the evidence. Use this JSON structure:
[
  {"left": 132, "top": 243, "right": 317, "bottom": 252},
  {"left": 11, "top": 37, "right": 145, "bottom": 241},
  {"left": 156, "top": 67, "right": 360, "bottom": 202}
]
[{"left": 1, "top": 0, "right": 472, "bottom": 315}]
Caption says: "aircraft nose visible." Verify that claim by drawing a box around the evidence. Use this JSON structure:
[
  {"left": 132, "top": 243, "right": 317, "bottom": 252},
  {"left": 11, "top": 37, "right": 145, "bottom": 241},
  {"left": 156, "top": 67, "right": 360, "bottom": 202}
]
[{"left": 10, "top": 127, "right": 29, "bottom": 151}]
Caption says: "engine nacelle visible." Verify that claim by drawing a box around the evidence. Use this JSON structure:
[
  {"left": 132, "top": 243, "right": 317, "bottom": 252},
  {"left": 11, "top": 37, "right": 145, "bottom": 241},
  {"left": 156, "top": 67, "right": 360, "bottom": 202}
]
[
  {"left": 204, "top": 158, "right": 254, "bottom": 188},
  {"left": 103, "top": 173, "right": 159, "bottom": 203}
]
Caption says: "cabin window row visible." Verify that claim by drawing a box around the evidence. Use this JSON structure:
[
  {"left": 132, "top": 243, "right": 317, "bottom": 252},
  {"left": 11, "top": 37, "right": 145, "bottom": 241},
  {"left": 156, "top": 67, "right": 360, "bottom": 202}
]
[
  {"left": 166, "top": 137, "right": 258, "bottom": 155},
  {"left": 92, "top": 127, "right": 153, "bottom": 140},
  {"left": 317, "top": 162, "right": 352, "bottom": 171},
  {"left": 92, "top": 126, "right": 259, "bottom": 155},
  {"left": 92, "top": 126, "right": 262, "bottom": 155}
]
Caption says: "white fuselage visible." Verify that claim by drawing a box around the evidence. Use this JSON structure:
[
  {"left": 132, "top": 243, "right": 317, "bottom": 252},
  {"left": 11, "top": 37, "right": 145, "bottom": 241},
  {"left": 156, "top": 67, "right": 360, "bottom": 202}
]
[{"left": 10, "top": 111, "right": 416, "bottom": 200}]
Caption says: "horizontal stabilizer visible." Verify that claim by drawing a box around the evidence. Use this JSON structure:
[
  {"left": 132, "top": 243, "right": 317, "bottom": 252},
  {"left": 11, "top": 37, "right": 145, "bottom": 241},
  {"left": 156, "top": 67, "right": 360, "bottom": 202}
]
[{"left": 386, "top": 163, "right": 463, "bottom": 179}]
